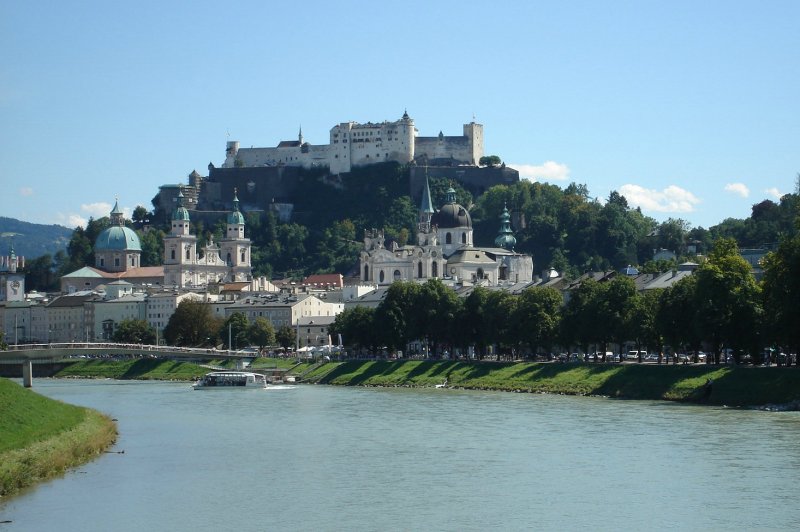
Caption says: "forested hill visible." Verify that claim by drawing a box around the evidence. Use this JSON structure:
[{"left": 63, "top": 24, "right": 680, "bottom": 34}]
[
  {"left": 19, "top": 163, "right": 800, "bottom": 289},
  {"left": 0, "top": 217, "right": 72, "bottom": 259}
]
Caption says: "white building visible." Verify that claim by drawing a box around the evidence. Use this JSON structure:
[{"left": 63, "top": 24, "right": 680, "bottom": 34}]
[
  {"left": 224, "top": 294, "right": 343, "bottom": 329},
  {"left": 222, "top": 111, "right": 484, "bottom": 175},
  {"left": 163, "top": 190, "right": 253, "bottom": 288},
  {"left": 359, "top": 179, "right": 533, "bottom": 287}
]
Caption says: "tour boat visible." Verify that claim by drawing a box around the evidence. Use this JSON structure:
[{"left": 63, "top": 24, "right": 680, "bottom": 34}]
[{"left": 193, "top": 371, "right": 268, "bottom": 389}]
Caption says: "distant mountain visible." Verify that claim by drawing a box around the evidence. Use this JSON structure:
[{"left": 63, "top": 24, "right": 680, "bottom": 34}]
[{"left": 0, "top": 217, "right": 73, "bottom": 259}]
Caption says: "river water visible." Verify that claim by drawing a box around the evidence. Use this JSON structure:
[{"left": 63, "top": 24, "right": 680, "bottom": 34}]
[{"left": 1, "top": 379, "right": 799, "bottom": 531}]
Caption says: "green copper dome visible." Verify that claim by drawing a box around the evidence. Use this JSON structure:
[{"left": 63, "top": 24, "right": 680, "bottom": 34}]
[
  {"left": 494, "top": 203, "right": 516, "bottom": 250},
  {"left": 95, "top": 225, "right": 142, "bottom": 251},
  {"left": 172, "top": 190, "right": 191, "bottom": 221},
  {"left": 227, "top": 191, "right": 245, "bottom": 225},
  {"left": 96, "top": 200, "right": 142, "bottom": 251}
]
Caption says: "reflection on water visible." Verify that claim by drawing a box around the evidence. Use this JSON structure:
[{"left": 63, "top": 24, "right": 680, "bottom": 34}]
[{"left": 1, "top": 379, "right": 799, "bottom": 531}]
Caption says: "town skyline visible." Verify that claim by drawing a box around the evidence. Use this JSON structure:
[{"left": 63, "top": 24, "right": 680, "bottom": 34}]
[{"left": 2, "top": 1, "right": 798, "bottom": 230}]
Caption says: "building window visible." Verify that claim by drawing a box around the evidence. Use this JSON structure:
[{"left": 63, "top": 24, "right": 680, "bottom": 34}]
[
  {"left": 379, "top": 270, "right": 385, "bottom": 283},
  {"left": 462, "top": 233, "right": 467, "bottom": 244},
  {"left": 171, "top": 249, "right": 176, "bottom": 260},
  {"left": 446, "top": 233, "right": 452, "bottom": 245},
  {"left": 393, "top": 269, "right": 401, "bottom": 281},
  {"left": 364, "top": 265, "right": 369, "bottom": 281},
  {"left": 417, "top": 262, "right": 423, "bottom": 278},
  {"left": 432, "top": 262, "right": 438, "bottom": 277}
]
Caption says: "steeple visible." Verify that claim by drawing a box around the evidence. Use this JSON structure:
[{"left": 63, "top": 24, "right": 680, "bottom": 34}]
[
  {"left": 444, "top": 186, "right": 457, "bottom": 205},
  {"left": 298, "top": 125, "right": 304, "bottom": 145},
  {"left": 110, "top": 197, "right": 125, "bottom": 226},
  {"left": 417, "top": 171, "right": 434, "bottom": 236},
  {"left": 494, "top": 203, "right": 517, "bottom": 250},
  {"left": 227, "top": 189, "right": 245, "bottom": 227}
]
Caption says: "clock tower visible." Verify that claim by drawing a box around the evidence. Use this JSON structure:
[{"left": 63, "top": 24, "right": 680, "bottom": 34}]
[{"left": 0, "top": 245, "right": 25, "bottom": 302}]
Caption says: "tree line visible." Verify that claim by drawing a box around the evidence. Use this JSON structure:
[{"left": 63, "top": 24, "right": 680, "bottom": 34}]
[{"left": 330, "top": 237, "right": 800, "bottom": 365}]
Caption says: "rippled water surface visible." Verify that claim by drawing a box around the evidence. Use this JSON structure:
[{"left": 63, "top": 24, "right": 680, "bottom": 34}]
[{"left": 2, "top": 379, "right": 799, "bottom": 531}]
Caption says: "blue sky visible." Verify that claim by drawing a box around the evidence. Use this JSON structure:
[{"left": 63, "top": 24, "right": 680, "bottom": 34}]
[{"left": 1, "top": 1, "right": 798, "bottom": 231}]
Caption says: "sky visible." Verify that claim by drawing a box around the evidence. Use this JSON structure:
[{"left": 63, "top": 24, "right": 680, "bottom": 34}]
[{"left": 1, "top": 1, "right": 798, "bottom": 232}]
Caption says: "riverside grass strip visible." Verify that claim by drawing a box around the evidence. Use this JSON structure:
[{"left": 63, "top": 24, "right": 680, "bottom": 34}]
[{"left": 0, "top": 379, "right": 117, "bottom": 498}]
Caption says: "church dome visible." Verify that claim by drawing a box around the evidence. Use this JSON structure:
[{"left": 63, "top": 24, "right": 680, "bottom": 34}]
[
  {"left": 432, "top": 203, "right": 472, "bottom": 229},
  {"left": 431, "top": 187, "right": 471, "bottom": 229},
  {"left": 95, "top": 225, "right": 142, "bottom": 252}
]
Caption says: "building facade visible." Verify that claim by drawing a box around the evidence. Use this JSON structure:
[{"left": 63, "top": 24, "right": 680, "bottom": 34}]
[
  {"left": 163, "top": 190, "right": 253, "bottom": 288},
  {"left": 222, "top": 111, "right": 483, "bottom": 174}
]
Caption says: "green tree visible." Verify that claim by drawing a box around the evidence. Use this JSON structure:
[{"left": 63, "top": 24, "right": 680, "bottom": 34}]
[
  {"left": 276, "top": 325, "right": 297, "bottom": 351},
  {"left": 761, "top": 233, "right": 800, "bottom": 364},
  {"left": 511, "top": 287, "right": 562, "bottom": 357},
  {"left": 374, "top": 281, "right": 422, "bottom": 352},
  {"left": 602, "top": 276, "right": 638, "bottom": 360},
  {"left": 479, "top": 155, "right": 502, "bottom": 167},
  {"left": 139, "top": 229, "right": 165, "bottom": 267},
  {"left": 220, "top": 312, "right": 250, "bottom": 350},
  {"left": 163, "top": 299, "right": 220, "bottom": 347},
  {"left": 628, "top": 289, "right": 663, "bottom": 360},
  {"left": 23, "top": 254, "right": 59, "bottom": 292},
  {"left": 112, "top": 319, "right": 156, "bottom": 344},
  {"left": 247, "top": 317, "right": 276, "bottom": 351},
  {"left": 330, "top": 306, "right": 376, "bottom": 353},
  {"left": 693, "top": 238, "right": 762, "bottom": 363},
  {"left": 656, "top": 275, "right": 701, "bottom": 359}
]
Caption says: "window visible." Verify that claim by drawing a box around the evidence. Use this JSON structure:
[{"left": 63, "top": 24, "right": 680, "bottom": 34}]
[
  {"left": 393, "top": 269, "right": 401, "bottom": 281},
  {"left": 171, "top": 249, "right": 176, "bottom": 260},
  {"left": 432, "top": 262, "right": 438, "bottom": 277},
  {"left": 364, "top": 265, "right": 369, "bottom": 281},
  {"left": 462, "top": 233, "right": 467, "bottom": 244},
  {"left": 115, "top": 258, "right": 120, "bottom": 267},
  {"left": 446, "top": 233, "right": 452, "bottom": 244},
  {"left": 417, "top": 262, "right": 423, "bottom": 278},
  {"left": 185, "top": 248, "right": 190, "bottom": 260},
  {"left": 379, "top": 270, "right": 385, "bottom": 283}
]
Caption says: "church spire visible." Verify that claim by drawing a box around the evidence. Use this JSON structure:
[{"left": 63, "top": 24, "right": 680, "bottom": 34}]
[
  {"left": 494, "top": 202, "right": 517, "bottom": 250},
  {"left": 418, "top": 170, "right": 434, "bottom": 236}
]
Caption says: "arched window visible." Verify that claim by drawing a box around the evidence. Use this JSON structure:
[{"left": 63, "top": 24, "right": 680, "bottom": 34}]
[
  {"left": 379, "top": 270, "right": 385, "bottom": 283},
  {"left": 432, "top": 262, "right": 438, "bottom": 277},
  {"left": 462, "top": 232, "right": 467, "bottom": 244},
  {"left": 446, "top": 232, "right": 452, "bottom": 244},
  {"left": 364, "top": 265, "right": 369, "bottom": 281},
  {"left": 394, "top": 269, "right": 401, "bottom": 281},
  {"left": 241, "top": 251, "right": 245, "bottom": 262},
  {"left": 417, "top": 262, "right": 423, "bottom": 278},
  {"left": 226, "top": 253, "right": 232, "bottom": 265},
  {"left": 171, "top": 249, "right": 175, "bottom": 260},
  {"left": 477, "top": 268, "right": 484, "bottom": 279},
  {"left": 185, "top": 248, "right": 190, "bottom": 260}
]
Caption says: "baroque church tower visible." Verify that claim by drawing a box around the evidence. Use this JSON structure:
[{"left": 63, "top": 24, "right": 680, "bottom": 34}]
[{"left": 163, "top": 189, "right": 252, "bottom": 288}]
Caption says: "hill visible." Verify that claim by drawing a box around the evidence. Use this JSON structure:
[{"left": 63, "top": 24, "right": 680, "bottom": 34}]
[{"left": 0, "top": 217, "right": 73, "bottom": 259}]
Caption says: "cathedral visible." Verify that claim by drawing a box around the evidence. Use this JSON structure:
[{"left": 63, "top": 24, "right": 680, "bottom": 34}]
[
  {"left": 60, "top": 194, "right": 252, "bottom": 292},
  {"left": 163, "top": 190, "right": 253, "bottom": 288},
  {"left": 359, "top": 177, "right": 533, "bottom": 286}
]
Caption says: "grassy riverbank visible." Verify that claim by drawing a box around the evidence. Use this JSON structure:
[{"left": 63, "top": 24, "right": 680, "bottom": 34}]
[
  {"left": 53, "top": 358, "right": 208, "bottom": 380},
  {"left": 302, "top": 360, "right": 800, "bottom": 407},
  {"left": 0, "top": 378, "right": 117, "bottom": 498}
]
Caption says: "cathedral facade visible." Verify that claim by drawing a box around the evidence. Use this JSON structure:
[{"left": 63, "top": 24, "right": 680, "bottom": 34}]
[{"left": 163, "top": 190, "right": 253, "bottom": 288}]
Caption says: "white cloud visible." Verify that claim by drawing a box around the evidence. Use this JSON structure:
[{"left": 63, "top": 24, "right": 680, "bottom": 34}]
[
  {"left": 19, "top": 187, "right": 33, "bottom": 197},
  {"left": 618, "top": 184, "right": 701, "bottom": 213},
  {"left": 54, "top": 212, "right": 88, "bottom": 228},
  {"left": 511, "top": 161, "right": 571, "bottom": 182},
  {"left": 764, "top": 187, "right": 784, "bottom": 200},
  {"left": 80, "top": 202, "right": 113, "bottom": 218},
  {"left": 724, "top": 183, "right": 750, "bottom": 198}
]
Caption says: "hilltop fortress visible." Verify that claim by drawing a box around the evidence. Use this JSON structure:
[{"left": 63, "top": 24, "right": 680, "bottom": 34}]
[
  {"left": 154, "top": 111, "right": 518, "bottom": 223},
  {"left": 222, "top": 110, "right": 484, "bottom": 173}
]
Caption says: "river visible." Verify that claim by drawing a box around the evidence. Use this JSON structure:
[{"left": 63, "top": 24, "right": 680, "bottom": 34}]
[{"left": 1, "top": 379, "right": 799, "bottom": 531}]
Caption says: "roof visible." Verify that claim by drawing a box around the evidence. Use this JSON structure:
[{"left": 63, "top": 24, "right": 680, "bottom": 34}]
[
  {"left": 277, "top": 140, "right": 302, "bottom": 148},
  {"left": 447, "top": 248, "right": 495, "bottom": 265},
  {"left": 95, "top": 225, "right": 142, "bottom": 252},
  {"left": 48, "top": 292, "right": 103, "bottom": 308},
  {"left": 297, "top": 315, "right": 336, "bottom": 327},
  {"left": 303, "top": 273, "right": 344, "bottom": 288}
]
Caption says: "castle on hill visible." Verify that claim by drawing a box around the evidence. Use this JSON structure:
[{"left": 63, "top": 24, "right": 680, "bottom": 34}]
[{"left": 222, "top": 110, "right": 484, "bottom": 174}]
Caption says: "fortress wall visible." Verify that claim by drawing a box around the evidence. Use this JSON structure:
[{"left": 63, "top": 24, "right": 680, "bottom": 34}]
[{"left": 415, "top": 136, "right": 473, "bottom": 164}]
